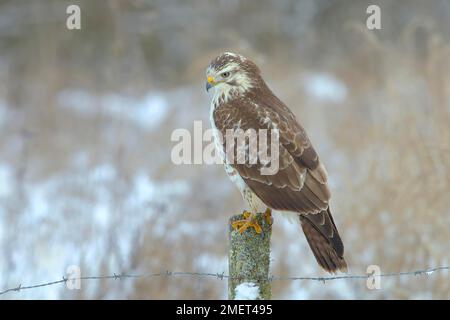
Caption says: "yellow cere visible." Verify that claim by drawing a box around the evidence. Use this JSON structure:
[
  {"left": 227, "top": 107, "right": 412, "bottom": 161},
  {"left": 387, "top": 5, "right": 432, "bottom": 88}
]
[{"left": 207, "top": 76, "right": 215, "bottom": 84}]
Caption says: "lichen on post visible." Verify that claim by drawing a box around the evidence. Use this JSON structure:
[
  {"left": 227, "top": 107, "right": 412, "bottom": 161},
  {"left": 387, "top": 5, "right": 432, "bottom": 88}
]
[{"left": 228, "top": 212, "right": 272, "bottom": 300}]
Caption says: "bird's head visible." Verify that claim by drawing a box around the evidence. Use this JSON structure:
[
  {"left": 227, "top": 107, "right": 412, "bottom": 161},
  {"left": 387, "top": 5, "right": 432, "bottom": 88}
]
[{"left": 205, "top": 52, "right": 261, "bottom": 100}]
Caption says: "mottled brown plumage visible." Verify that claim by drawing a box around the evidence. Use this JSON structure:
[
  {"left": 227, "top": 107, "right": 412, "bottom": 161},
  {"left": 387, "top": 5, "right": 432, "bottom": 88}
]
[{"left": 206, "top": 52, "right": 347, "bottom": 273}]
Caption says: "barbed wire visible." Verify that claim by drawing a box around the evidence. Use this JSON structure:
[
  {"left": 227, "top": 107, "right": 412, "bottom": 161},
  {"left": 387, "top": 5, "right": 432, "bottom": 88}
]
[{"left": 1, "top": 266, "right": 449, "bottom": 296}]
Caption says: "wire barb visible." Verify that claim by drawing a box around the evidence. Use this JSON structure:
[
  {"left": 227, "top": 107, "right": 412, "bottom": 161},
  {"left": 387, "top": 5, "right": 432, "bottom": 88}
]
[{"left": 0, "top": 266, "right": 448, "bottom": 296}]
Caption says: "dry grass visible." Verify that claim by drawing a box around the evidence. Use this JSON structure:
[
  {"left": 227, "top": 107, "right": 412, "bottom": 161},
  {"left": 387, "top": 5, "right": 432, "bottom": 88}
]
[{"left": 0, "top": 0, "right": 449, "bottom": 299}]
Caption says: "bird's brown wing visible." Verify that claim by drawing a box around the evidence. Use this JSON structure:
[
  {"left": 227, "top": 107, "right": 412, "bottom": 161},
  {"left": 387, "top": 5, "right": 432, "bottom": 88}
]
[
  {"left": 213, "top": 94, "right": 346, "bottom": 273},
  {"left": 213, "top": 95, "right": 330, "bottom": 214}
]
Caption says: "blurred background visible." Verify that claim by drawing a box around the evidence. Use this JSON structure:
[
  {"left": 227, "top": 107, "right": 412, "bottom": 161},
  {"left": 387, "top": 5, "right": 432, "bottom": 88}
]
[{"left": 0, "top": 0, "right": 449, "bottom": 299}]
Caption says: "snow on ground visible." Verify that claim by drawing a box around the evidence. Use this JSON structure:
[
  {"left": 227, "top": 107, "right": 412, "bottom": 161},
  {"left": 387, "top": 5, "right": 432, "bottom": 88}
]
[
  {"left": 0, "top": 161, "right": 189, "bottom": 299},
  {"left": 0, "top": 87, "right": 208, "bottom": 299},
  {"left": 234, "top": 282, "right": 260, "bottom": 300},
  {"left": 302, "top": 73, "right": 347, "bottom": 103},
  {"left": 0, "top": 164, "right": 13, "bottom": 198},
  {"left": 57, "top": 89, "right": 169, "bottom": 130}
]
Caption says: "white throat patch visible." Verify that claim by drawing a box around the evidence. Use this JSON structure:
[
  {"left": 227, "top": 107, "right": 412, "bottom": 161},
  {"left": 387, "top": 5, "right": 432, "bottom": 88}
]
[{"left": 211, "top": 68, "right": 253, "bottom": 106}]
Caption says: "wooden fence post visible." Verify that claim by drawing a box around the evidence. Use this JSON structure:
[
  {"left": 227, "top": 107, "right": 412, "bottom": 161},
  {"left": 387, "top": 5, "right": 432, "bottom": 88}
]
[{"left": 228, "top": 212, "right": 272, "bottom": 300}]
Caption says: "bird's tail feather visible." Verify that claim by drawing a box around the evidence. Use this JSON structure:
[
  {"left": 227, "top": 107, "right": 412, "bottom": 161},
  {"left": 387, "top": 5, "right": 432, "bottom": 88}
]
[{"left": 299, "top": 209, "right": 347, "bottom": 274}]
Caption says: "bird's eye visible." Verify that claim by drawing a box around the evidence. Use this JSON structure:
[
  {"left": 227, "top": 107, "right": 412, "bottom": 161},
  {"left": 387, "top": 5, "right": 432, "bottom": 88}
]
[{"left": 221, "top": 72, "right": 230, "bottom": 78}]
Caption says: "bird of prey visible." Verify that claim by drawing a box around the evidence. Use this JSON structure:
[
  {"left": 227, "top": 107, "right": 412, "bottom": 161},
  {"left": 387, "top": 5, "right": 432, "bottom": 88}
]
[{"left": 205, "top": 52, "right": 347, "bottom": 273}]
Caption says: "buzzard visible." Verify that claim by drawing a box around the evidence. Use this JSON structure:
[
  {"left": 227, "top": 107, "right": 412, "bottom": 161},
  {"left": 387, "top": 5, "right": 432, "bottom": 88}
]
[{"left": 205, "top": 52, "right": 347, "bottom": 273}]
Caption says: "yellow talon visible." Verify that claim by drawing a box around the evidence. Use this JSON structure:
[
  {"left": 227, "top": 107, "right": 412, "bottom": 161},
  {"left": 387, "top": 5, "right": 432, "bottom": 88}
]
[
  {"left": 264, "top": 208, "right": 273, "bottom": 226},
  {"left": 242, "top": 210, "right": 251, "bottom": 219},
  {"left": 231, "top": 212, "right": 262, "bottom": 234}
]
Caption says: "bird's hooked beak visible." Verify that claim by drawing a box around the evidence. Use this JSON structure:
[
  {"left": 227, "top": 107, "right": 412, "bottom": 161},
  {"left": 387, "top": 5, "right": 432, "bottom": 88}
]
[{"left": 206, "top": 76, "right": 216, "bottom": 92}]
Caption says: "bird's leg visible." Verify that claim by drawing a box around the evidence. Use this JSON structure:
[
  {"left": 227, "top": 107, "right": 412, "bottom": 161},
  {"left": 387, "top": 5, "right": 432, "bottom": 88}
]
[
  {"left": 231, "top": 211, "right": 262, "bottom": 234},
  {"left": 264, "top": 208, "right": 273, "bottom": 225}
]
